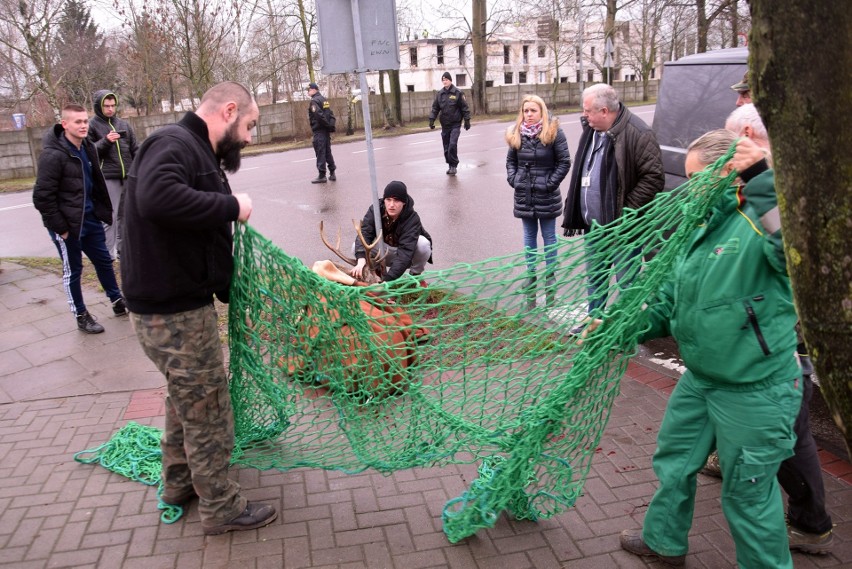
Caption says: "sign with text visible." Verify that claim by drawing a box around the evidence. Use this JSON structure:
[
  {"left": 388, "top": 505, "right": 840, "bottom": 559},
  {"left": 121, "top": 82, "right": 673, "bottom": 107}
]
[{"left": 316, "top": 0, "right": 400, "bottom": 73}]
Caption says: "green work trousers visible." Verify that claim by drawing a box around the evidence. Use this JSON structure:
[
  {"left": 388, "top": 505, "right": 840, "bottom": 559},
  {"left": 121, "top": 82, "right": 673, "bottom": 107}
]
[
  {"left": 642, "top": 369, "right": 801, "bottom": 569},
  {"left": 132, "top": 305, "right": 246, "bottom": 525}
]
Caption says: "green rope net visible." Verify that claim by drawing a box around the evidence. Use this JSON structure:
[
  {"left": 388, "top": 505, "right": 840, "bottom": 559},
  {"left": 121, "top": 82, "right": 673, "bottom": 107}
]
[{"left": 77, "top": 149, "right": 737, "bottom": 543}]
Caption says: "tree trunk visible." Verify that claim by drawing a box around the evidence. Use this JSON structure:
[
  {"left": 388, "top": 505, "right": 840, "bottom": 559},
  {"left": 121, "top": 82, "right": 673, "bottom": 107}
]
[
  {"left": 696, "top": 0, "right": 709, "bottom": 52},
  {"left": 471, "top": 0, "right": 488, "bottom": 115},
  {"left": 378, "top": 70, "right": 392, "bottom": 127},
  {"left": 297, "top": 0, "right": 315, "bottom": 81},
  {"left": 748, "top": 0, "right": 852, "bottom": 459},
  {"left": 389, "top": 69, "right": 403, "bottom": 126},
  {"left": 604, "top": 0, "right": 616, "bottom": 83}
]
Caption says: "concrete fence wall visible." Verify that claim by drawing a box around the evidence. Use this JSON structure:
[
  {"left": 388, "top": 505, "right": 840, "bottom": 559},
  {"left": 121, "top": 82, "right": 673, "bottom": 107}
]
[{"left": 0, "top": 80, "right": 658, "bottom": 181}]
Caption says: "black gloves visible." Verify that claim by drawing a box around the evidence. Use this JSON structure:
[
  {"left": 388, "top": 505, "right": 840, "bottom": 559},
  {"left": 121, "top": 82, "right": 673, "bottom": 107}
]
[
  {"left": 429, "top": 120, "right": 435, "bottom": 129},
  {"left": 464, "top": 119, "right": 471, "bottom": 131}
]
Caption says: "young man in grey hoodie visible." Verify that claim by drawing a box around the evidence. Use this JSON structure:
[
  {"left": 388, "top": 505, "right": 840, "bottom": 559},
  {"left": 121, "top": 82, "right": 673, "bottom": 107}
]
[{"left": 89, "top": 90, "right": 138, "bottom": 260}]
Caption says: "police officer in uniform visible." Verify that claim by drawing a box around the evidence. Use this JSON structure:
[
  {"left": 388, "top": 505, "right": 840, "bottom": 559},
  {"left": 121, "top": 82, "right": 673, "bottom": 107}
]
[
  {"left": 428, "top": 72, "right": 471, "bottom": 176},
  {"left": 308, "top": 82, "right": 336, "bottom": 184}
]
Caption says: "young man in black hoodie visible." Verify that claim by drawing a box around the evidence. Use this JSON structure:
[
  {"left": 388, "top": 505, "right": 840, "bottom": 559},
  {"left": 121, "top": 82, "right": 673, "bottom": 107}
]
[
  {"left": 88, "top": 90, "right": 138, "bottom": 260},
  {"left": 32, "top": 103, "right": 128, "bottom": 334},
  {"left": 349, "top": 181, "right": 432, "bottom": 283},
  {"left": 121, "top": 81, "right": 277, "bottom": 535}
]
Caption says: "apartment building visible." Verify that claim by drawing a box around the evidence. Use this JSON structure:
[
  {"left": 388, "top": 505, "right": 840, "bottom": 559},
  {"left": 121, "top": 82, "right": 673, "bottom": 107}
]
[{"left": 362, "top": 18, "right": 663, "bottom": 93}]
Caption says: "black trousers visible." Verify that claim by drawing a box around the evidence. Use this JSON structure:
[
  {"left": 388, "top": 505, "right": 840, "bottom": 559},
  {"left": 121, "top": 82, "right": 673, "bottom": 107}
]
[
  {"left": 440, "top": 125, "right": 461, "bottom": 166},
  {"left": 312, "top": 130, "right": 336, "bottom": 174},
  {"left": 777, "top": 375, "right": 833, "bottom": 534}
]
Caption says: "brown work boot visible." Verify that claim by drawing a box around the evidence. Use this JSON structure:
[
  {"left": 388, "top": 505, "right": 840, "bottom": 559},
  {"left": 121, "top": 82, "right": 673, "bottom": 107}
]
[
  {"left": 202, "top": 502, "right": 277, "bottom": 535},
  {"left": 620, "top": 529, "right": 686, "bottom": 566},
  {"left": 788, "top": 523, "right": 834, "bottom": 555},
  {"left": 160, "top": 485, "right": 197, "bottom": 506},
  {"left": 701, "top": 450, "right": 722, "bottom": 478}
]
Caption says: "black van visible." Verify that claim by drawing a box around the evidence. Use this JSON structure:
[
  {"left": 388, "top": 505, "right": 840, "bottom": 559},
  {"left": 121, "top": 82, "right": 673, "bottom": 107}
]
[{"left": 653, "top": 47, "right": 748, "bottom": 190}]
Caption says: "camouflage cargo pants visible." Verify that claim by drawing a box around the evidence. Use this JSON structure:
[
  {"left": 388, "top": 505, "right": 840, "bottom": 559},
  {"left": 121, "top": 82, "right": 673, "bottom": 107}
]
[{"left": 131, "top": 304, "right": 246, "bottom": 524}]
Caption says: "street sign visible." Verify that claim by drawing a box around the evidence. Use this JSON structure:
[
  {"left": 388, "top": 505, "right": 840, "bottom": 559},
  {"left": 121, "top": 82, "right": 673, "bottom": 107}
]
[{"left": 316, "top": 0, "right": 400, "bottom": 73}]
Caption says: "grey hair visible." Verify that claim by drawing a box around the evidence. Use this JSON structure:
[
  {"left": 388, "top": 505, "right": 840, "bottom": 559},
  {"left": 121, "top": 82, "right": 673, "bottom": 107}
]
[
  {"left": 687, "top": 129, "right": 737, "bottom": 165},
  {"left": 725, "top": 103, "right": 768, "bottom": 140},
  {"left": 582, "top": 83, "right": 619, "bottom": 112}
]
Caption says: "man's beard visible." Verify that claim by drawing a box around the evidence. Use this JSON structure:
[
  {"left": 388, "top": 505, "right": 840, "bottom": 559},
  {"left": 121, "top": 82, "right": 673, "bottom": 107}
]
[{"left": 217, "top": 122, "right": 247, "bottom": 173}]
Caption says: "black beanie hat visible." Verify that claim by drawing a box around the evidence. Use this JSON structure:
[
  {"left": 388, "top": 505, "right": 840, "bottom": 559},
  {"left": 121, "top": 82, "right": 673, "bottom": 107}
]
[
  {"left": 442, "top": 72, "right": 452, "bottom": 81},
  {"left": 383, "top": 180, "right": 408, "bottom": 202}
]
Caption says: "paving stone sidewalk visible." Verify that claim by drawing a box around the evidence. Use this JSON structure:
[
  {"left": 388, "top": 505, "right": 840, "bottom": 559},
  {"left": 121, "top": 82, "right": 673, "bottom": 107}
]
[{"left": 1, "top": 261, "right": 849, "bottom": 569}]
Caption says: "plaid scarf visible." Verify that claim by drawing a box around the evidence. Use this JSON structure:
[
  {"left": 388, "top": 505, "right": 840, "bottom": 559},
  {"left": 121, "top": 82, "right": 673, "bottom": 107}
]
[{"left": 520, "top": 120, "right": 543, "bottom": 139}]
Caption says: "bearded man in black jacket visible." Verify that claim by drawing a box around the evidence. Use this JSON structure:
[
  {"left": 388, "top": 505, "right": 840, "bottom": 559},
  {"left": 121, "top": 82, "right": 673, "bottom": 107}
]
[{"left": 121, "top": 81, "right": 277, "bottom": 536}]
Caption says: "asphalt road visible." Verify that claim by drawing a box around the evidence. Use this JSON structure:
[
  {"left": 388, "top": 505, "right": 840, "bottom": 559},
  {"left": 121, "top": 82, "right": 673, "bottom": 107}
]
[{"left": 0, "top": 105, "right": 657, "bottom": 268}]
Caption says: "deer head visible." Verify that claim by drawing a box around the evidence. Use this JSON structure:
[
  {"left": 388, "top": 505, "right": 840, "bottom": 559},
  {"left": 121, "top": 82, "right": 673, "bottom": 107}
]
[{"left": 319, "top": 220, "right": 387, "bottom": 285}]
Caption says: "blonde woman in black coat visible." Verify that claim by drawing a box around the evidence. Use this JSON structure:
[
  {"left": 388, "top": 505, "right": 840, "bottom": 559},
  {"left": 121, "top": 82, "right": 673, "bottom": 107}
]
[{"left": 506, "top": 95, "right": 571, "bottom": 308}]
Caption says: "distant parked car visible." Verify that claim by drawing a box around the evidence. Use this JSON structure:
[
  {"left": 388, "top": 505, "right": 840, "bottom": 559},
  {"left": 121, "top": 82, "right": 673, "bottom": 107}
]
[{"left": 653, "top": 47, "right": 748, "bottom": 190}]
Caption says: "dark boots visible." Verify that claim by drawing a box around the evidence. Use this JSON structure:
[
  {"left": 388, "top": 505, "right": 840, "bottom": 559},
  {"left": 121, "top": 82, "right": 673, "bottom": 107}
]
[
  {"left": 523, "top": 276, "right": 536, "bottom": 311},
  {"left": 328, "top": 168, "right": 337, "bottom": 181},
  {"left": 201, "top": 502, "right": 278, "bottom": 535},
  {"left": 311, "top": 171, "right": 327, "bottom": 184},
  {"left": 545, "top": 276, "right": 557, "bottom": 308}
]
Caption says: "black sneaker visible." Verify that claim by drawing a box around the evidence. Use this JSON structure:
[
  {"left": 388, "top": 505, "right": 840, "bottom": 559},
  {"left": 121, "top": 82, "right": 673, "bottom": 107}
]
[
  {"left": 76, "top": 311, "right": 105, "bottom": 334},
  {"left": 311, "top": 174, "right": 327, "bottom": 184},
  {"left": 328, "top": 170, "right": 337, "bottom": 181},
  {"left": 112, "top": 297, "right": 129, "bottom": 316},
  {"left": 202, "top": 502, "right": 277, "bottom": 535},
  {"left": 447, "top": 166, "right": 457, "bottom": 176}
]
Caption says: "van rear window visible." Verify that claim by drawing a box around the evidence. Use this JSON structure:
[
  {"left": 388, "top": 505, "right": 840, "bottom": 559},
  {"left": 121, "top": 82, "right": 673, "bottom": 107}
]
[{"left": 653, "top": 63, "right": 747, "bottom": 189}]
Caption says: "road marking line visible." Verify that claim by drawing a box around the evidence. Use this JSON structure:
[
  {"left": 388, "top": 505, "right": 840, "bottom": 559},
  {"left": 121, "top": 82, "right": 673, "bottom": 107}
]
[
  {"left": 0, "top": 203, "right": 32, "bottom": 212},
  {"left": 292, "top": 158, "right": 316, "bottom": 163},
  {"left": 409, "top": 140, "right": 433, "bottom": 145},
  {"left": 353, "top": 147, "right": 386, "bottom": 154}
]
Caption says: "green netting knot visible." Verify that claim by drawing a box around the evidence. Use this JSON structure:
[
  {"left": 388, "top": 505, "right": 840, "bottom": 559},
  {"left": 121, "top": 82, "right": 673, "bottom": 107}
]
[{"left": 74, "top": 422, "right": 183, "bottom": 524}]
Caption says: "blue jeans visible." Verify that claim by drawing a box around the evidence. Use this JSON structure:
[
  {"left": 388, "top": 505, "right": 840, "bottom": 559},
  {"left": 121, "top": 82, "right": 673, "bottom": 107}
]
[
  {"left": 49, "top": 213, "right": 122, "bottom": 316},
  {"left": 521, "top": 217, "right": 557, "bottom": 276},
  {"left": 584, "top": 234, "right": 641, "bottom": 314}
]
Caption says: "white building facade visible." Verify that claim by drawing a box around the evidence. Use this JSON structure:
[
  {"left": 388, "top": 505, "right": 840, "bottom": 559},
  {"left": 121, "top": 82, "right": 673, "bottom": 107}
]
[{"left": 360, "top": 19, "right": 663, "bottom": 93}]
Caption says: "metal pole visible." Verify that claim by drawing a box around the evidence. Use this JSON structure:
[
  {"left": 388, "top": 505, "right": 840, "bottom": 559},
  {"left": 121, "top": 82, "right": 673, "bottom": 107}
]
[{"left": 350, "top": 0, "right": 383, "bottom": 250}]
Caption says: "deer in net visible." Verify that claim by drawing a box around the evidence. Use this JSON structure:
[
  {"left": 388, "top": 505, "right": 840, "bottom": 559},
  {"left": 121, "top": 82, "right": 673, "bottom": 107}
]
[
  {"left": 316, "top": 220, "right": 387, "bottom": 286},
  {"left": 281, "top": 220, "right": 427, "bottom": 394}
]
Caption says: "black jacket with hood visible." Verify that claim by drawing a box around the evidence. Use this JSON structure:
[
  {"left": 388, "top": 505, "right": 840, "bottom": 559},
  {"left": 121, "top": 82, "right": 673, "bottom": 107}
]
[
  {"left": 88, "top": 89, "right": 139, "bottom": 180},
  {"left": 32, "top": 125, "right": 113, "bottom": 239},
  {"left": 561, "top": 103, "right": 664, "bottom": 236},
  {"left": 120, "top": 112, "right": 241, "bottom": 315},
  {"left": 354, "top": 195, "right": 433, "bottom": 281}
]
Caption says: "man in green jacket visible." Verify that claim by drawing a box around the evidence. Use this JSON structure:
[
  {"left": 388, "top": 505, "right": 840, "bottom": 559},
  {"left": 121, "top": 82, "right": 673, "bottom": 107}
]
[{"left": 618, "top": 130, "right": 802, "bottom": 568}]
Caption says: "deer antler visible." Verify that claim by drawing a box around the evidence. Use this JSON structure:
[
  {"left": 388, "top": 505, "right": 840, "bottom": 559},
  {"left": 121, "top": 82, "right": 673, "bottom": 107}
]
[
  {"left": 319, "top": 220, "right": 358, "bottom": 266},
  {"left": 353, "top": 220, "right": 387, "bottom": 273}
]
